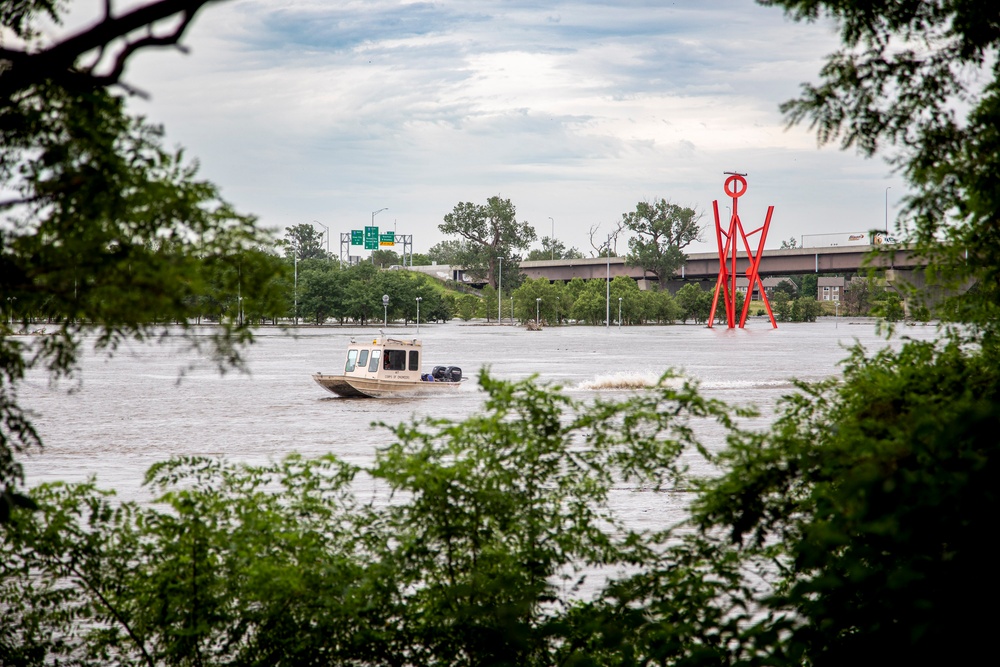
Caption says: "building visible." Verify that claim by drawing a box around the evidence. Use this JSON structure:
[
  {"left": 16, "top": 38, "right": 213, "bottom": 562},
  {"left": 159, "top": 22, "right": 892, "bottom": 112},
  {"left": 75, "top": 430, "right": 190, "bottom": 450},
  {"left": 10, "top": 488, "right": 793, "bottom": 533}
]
[
  {"left": 736, "top": 276, "right": 794, "bottom": 301},
  {"left": 817, "top": 276, "right": 846, "bottom": 302}
]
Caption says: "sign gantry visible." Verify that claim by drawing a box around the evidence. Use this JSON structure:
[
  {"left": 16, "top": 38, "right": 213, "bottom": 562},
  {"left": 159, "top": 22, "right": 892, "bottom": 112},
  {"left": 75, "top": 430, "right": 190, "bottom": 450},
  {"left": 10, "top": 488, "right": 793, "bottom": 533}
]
[{"left": 708, "top": 173, "right": 777, "bottom": 329}]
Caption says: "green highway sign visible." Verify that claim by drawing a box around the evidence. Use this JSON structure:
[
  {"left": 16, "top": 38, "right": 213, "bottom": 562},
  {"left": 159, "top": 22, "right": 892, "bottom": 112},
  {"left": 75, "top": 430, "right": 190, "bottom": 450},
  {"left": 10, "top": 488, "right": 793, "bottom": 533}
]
[
  {"left": 364, "top": 226, "right": 378, "bottom": 250},
  {"left": 351, "top": 229, "right": 363, "bottom": 245},
  {"left": 379, "top": 232, "right": 395, "bottom": 247}
]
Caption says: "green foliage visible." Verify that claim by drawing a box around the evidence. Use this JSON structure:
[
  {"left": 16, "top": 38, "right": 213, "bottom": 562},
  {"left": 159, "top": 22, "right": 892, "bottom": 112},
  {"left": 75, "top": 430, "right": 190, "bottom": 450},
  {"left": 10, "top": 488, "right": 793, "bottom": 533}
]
[
  {"left": 439, "top": 197, "right": 537, "bottom": 290},
  {"left": 800, "top": 273, "right": 819, "bottom": 299},
  {"left": 1, "top": 372, "right": 741, "bottom": 666},
  {"left": 693, "top": 340, "right": 1000, "bottom": 664},
  {"left": 370, "top": 248, "right": 401, "bottom": 266},
  {"left": 790, "top": 296, "right": 821, "bottom": 322},
  {"left": 766, "top": 0, "right": 1000, "bottom": 336},
  {"left": 455, "top": 294, "right": 481, "bottom": 321},
  {"left": 773, "top": 293, "right": 821, "bottom": 322},
  {"left": 511, "top": 277, "right": 562, "bottom": 324},
  {"left": 0, "top": 83, "right": 276, "bottom": 507},
  {"left": 621, "top": 199, "right": 702, "bottom": 283},
  {"left": 427, "top": 238, "right": 475, "bottom": 266},
  {"left": 526, "top": 237, "right": 584, "bottom": 261},
  {"left": 281, "top": 224, "right": 327, "bottom": 260},
  {"left": 841, "top": 275, "right": 888, "bottom": 316},
  {"left": 675, "top": 283, "right": 713, "bottom": 324},
  {"left": 871, "top": 291, "right": 905, "bottom": 322},
  {"left": 773, "top": 279, "right": 797, "bottom": 298}
]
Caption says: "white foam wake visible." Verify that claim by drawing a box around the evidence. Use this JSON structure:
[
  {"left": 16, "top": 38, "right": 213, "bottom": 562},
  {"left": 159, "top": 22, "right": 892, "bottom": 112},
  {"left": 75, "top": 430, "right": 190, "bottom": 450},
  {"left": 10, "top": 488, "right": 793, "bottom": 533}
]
[{"left": 577, "top": 372, "right": 685, "bottom": 391}]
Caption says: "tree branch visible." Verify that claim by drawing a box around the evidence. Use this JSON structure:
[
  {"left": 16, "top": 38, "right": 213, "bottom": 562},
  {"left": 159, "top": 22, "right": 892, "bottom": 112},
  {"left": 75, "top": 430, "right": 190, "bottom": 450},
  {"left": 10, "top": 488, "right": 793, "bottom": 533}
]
[{"left": 0, "top": 0, "right": 224, "bottom": 99}]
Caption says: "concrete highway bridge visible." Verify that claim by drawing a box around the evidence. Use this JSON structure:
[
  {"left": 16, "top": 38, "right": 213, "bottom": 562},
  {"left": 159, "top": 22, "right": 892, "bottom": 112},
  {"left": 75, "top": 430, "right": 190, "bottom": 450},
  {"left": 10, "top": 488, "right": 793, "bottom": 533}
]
[
  {"left": 407, "top": 245, "right": 927, "bottom": 293},
  {"left": 407, "top": 244, "right": 948, "bottom": 313},
  {"left": 516, "top": 244, "right": 922, "bottom": 290}
]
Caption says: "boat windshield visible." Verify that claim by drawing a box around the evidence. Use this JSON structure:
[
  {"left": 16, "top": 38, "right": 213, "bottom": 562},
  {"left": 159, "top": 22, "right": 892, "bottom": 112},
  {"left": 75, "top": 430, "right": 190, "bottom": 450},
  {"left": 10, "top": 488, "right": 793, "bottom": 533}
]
[
  {"left": 357, "top": 349, "right": 369, "bottom": 369},
  {"left": 384, "top": 349, "right": 407, "bottom": 371},
  {"left": 345, "top": 349, "right": 358, "bottom": 372},
  {"left": 368, "top": 349, "right": 381, "bottom": 372}
]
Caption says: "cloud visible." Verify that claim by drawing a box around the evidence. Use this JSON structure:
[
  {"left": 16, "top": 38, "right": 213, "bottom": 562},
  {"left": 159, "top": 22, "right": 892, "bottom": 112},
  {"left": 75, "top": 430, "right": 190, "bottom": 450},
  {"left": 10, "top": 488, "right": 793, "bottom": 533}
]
[{"left": 120, "top": 0, "right": 904, "bottom": 257}]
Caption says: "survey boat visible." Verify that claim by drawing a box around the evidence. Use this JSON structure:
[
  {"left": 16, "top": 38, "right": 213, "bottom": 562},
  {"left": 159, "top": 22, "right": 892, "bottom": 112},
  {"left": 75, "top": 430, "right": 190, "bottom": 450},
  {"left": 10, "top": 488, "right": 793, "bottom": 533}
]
[{"left": 312, "top": 335, "right": 464, "bottom": 398}]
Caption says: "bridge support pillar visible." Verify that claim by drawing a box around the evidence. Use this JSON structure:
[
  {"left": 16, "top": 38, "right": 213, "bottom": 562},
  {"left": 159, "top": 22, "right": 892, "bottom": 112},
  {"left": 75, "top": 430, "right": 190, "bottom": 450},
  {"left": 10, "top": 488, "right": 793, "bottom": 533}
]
[{"left": 886, "top": 268, "right": 974, "bottom": 318}]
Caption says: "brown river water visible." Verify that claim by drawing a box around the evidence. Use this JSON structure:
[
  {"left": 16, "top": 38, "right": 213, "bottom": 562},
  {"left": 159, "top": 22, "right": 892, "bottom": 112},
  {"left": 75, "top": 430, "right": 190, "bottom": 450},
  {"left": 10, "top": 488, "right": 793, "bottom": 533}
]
[{"left": 18, "top": 318, "right": 940, "bottom": 536}]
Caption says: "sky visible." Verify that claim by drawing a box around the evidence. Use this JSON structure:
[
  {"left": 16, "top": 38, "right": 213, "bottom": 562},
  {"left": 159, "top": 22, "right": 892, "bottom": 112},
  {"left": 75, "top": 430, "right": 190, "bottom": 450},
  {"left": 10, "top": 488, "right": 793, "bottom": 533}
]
[{"left": 61, "top": 0, "right": 907, "bottom": 258}]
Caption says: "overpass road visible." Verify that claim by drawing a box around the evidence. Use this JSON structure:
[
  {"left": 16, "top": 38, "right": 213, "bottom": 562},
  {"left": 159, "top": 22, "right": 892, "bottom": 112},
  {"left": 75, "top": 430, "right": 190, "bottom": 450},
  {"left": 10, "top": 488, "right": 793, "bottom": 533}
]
[{"left": 517, "top": 245, "right": 919, "bottom": 286}]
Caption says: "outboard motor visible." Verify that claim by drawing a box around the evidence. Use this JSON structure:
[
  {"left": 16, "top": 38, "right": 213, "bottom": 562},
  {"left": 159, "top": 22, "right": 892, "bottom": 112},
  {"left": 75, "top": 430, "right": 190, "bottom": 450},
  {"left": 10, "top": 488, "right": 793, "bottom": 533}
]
[
  {"left": 432, "top": 366, "right": 448, "bottom": 380},
  {"left": 446, "top": 366, "right": 462, "bottom": 382}
]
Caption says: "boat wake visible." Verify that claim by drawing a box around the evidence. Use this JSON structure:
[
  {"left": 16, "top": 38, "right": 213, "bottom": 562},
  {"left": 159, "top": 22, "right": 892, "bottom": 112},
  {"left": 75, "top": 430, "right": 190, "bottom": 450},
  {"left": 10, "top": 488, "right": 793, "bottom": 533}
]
[
  {"left": 577, "top": 372, "right": 684, "bottom": 391},
  {"left": 578, "top": 374, "right": 796, "bottom": 392}
]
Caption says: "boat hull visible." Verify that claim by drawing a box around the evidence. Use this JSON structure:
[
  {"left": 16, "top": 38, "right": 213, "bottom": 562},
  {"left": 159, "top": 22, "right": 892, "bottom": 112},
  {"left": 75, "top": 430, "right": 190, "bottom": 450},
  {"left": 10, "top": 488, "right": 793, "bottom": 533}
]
[{"left": 312, "top": 373, "right": 464, "bottom": 398}]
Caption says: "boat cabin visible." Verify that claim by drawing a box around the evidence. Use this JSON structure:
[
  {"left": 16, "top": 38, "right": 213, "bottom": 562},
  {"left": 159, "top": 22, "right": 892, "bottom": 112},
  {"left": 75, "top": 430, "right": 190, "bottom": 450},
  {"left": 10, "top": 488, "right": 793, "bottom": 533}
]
[{"left": 344, "top": 337, "right": 423, "bottom": 383}]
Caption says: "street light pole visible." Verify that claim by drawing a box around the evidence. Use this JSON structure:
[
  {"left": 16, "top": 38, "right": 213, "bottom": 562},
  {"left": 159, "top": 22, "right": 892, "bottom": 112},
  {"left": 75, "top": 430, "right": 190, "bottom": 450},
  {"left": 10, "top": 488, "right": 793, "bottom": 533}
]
[
  {"left": 313, "top": 220, "right": 329, "bottom": 258},
  {"left": 548, "top": 216, "right": 554, "bottom": 259},
  {"left": 293, "top": 253, "right": 298, "bottom": 325},
  {"left": 536, "top": 297, "right": 541, "bottom": 326},
  {"left": 606, "top": 234, "right": 611, "bottom": 329},
  {"left": 618, "top": 297, "right": 622, "bottom": 329},
  {"left": 498, "top": 257, "right": 503, "bottom": 323},
  {"left": 372, "top": 208, "right": 387, "bottom": 264},
  {"left": 382, "top": 294, "right": 389, "bottom": 328},
  {"left": 884, "top": 186, "right": 891, "bottom": 235},
  {"left": 415, "top": 297, "right": 421, "bottom": 334}
]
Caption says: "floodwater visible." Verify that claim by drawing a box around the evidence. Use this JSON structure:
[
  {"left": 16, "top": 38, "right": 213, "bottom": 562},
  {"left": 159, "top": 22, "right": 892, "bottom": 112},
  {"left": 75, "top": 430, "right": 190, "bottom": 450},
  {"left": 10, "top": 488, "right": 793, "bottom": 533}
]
[{"left": 19, "top": 318, "right": 940, "bottom": 534}]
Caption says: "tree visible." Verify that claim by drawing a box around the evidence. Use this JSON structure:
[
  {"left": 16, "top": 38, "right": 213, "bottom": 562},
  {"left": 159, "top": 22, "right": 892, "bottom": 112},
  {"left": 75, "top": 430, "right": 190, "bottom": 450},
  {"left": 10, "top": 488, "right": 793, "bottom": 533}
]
[
  {"left": 569, "top": 283, "right": 608, "bottom": 325},
  {"left": 511, "top": 277, "right": 560, "bottom": 324},
  {"left": 588, "top": 220, "right": 626, "bottom": 257},
  {"left": 872, "top": 291, "right": 905, "bottom": 322},
  {"left": 525, "top": 237, "right": 584, "bottom": 261},
  {"left": 439, "top": 196, "right": 537, "bottom": 289},
  {"left": 779, "top": 236, "right": 798, "bottom": 249},
  {"left": 691, "top": 341, "right": 1000, "bottom": 666},
  {"left": 0, "top": 1, "right": 224, "bottom": 101},
  {"left": 801, "top": 273, "right": 819, "bottom": 300},
  {"left": 767, "top": 0, "right": 1000, "bottom": 336},
  {"left": 790, "top": 296, "right": 822, "bottom": 322},
  {"left": 675, "top": 283, "right": 712, "bottom": 324},
  {"left": 0, "top": 374, "right": 741, "bottom": 665},
  {"left": 621, "top": 199, "right": 703, "bottom": 284},
  {"left": 426, "top": 239, "right": 475, "bottom": 266},
  {"left": 281, "top": 224, "right": 327, "bottom": 261},
  {"left": 842, "top": 275, "right": 886, "bottom": 316},
  {"left": 370, "top": 249, "right": 401, "bottom": 267},
  {"left": 773, "top": 279, "right": 798, "bottom": 298},
  {"left": 1, "top": 41, "right": 274, "bottom": 516}
]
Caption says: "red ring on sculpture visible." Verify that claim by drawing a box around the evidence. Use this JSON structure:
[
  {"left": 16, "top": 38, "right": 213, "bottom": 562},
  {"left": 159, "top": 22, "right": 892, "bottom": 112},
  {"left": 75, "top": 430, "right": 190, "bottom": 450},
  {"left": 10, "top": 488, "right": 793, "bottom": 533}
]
[{"left": 724, "top": 175, "right": 748, "bottom": 198}]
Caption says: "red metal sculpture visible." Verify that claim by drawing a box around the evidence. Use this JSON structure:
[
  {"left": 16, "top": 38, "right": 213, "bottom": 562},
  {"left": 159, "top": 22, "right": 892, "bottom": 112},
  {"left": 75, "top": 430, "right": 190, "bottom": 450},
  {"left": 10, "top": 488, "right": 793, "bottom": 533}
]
[{"left": 708, "top": 172, "right": 777, "bottom": 328}]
